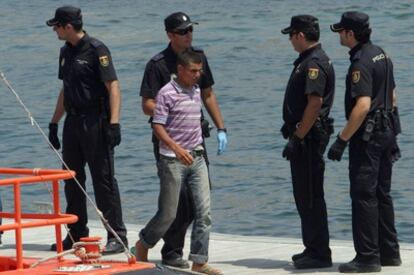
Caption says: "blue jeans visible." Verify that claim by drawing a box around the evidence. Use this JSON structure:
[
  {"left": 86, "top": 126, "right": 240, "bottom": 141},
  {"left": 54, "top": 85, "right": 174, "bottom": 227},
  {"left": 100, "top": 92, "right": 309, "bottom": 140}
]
[{"left": 139, "top": 154, "right": 212, "bottom": 264}]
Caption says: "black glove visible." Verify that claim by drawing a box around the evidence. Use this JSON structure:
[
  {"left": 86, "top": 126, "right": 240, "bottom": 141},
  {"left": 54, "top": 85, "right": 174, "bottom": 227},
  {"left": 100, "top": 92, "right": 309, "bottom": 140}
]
[
  {"left": 328, "top": 134, "right": 348, "bottom": 161},
  {"left": 282, "top": 135, "right": 302, "bottom": 160},
  {"left": 391, "top": 140, "right": 401, "bottom": 163},
  {"left": 48, "top": 123, "right": 61, "bottom": 150},
  {"left": 106, "top": 123, "right": 121, "bottom": 148},
  {"left": 280, "top": 123, "right": 289, "bottom": 139}
]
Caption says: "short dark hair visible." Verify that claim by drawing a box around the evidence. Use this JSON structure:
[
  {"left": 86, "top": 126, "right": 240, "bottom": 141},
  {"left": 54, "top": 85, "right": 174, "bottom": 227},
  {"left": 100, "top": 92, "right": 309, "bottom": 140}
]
[
  {"left": 303, "top": 28, "right": 320, "bottom": 42},
  {"left": 354, "top": 27, "right": 371, "bottom": 43},
  {"left": 59, "top": 21, "right": 82, "bottom": 32},
  {"left": 177, "top": 49, "right": 203, "bottom": 67}
]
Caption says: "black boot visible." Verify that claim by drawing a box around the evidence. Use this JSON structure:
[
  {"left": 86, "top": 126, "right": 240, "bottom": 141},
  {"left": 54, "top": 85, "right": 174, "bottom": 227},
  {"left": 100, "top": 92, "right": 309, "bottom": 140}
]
[
  {"left": 338, "top": 259, "right": 381, "bottom": 273},
  {"left": 102, "top": 238, "right": 128, "bottom": 255},
  {"left": 50, "top": 235, "right": 79, "bottom": 251},
  {"left": 294, "top": 255, "right": 332, "bottom": 269}
]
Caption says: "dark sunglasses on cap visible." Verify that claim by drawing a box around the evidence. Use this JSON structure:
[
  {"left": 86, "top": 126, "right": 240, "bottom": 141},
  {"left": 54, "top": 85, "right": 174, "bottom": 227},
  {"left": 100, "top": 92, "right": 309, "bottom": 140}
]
[{"left": 172, "top": 26, "right": 193, "bottom": 35}]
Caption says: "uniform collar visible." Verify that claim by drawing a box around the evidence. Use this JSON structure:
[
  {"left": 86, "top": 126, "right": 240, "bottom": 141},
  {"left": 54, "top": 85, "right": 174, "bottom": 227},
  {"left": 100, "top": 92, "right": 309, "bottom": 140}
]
[
  {"left": 166, "top": 43, "right": 196, "bottom": 58},
  {"left": 166, "top": 43, "right": 177, "bottom": 57},
  {"left": 349, "top": 40, "right": 371, "bottom": 60},
  {"left": 294, "top": 43, "right": 321, "bottom": 66},
  {"left": 66, "top": 31, "right": 90, "bottom": 50}
]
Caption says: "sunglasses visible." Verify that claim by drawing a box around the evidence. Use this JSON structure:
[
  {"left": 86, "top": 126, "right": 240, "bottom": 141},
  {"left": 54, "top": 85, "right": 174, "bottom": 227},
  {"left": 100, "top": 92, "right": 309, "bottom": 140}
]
[{"left": 172, "top": 26, "right": 193, "bottom": 35}]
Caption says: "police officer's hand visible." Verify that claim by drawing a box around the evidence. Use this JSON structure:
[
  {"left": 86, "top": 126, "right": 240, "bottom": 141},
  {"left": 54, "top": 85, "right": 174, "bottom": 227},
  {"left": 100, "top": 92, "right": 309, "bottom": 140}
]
[
  {"left": 280, "top": 123, "right": 289, "bottom": 140},
  {"left": 106, "top": 123, "right": 121, "bottom": 148},
  {"left": 328, "top": 134, "right": 348, "bottom": 161},
  {"left": 48, "top": 123, "right": 61, "bottom": 150},
  {"left": 217, "top": 129, "right": 227, "bottom": 155},
  {"left": 282, "top": 134, "right": 302, "bottom": 160},
  {"left": 391, "top": 140, "right": 401, "bottom": 163}
]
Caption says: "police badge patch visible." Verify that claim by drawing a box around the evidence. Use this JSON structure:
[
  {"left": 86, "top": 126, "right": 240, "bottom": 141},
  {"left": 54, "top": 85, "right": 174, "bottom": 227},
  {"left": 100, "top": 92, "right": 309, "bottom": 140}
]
[
  {"left": 352, "top": 70, "right": 360, "bottom": 83},
  {"left": 99, "top": 56, "right": 109, "bottom": 67},
  {"left": 308, "top": 68, "right": 319, "bottom": 80}
]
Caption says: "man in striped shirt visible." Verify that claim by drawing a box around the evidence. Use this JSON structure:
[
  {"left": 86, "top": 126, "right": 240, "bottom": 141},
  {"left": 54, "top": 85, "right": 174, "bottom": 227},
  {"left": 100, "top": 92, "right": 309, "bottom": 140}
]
[{"left": 135, "top": 50, "right": 222, "bottom": 275}]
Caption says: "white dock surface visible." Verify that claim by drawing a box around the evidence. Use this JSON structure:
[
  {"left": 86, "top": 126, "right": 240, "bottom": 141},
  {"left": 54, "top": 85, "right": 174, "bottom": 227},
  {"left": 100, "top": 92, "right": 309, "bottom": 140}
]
[{"left": 1, "top": 220, "right": 413, "bottom": 274}]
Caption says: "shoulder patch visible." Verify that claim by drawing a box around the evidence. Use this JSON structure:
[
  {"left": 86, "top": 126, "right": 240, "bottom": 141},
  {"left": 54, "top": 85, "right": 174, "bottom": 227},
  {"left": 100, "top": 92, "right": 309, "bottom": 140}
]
[
  {"left": 191, "top": 46, "right": 204, "bottom": 53},
  {"left": 308, "top": 68, "right": 319, "bottom": 80},
  {"left": 99, "top": 55, "right": 109, "bottom": 67},
  {"left": 352, "top": 70, "right": 360, "bottom": 83},
  {"left": 151, "top": 53, "right": 164, "bottom": 62}
]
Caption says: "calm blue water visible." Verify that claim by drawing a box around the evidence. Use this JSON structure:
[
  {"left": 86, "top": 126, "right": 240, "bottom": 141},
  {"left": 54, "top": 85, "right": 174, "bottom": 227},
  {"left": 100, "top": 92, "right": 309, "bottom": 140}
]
[{"left": 0, "top": 0, "right": 413, "bottom": 243}]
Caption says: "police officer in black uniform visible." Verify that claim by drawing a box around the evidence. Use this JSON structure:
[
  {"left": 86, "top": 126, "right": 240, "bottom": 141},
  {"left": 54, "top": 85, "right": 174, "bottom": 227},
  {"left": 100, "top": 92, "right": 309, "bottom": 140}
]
[
  {"left": 328, "top": 11, "right": 401, "bottom": 273},
  {"left": 281, "top": 15, "right": 335, "bottom": 269},
  {"left": 138, "top": 12, "right": 227, "bottom": 268},
  {"left": 46, "top": 6, "right": 128, "bottom": 254}
]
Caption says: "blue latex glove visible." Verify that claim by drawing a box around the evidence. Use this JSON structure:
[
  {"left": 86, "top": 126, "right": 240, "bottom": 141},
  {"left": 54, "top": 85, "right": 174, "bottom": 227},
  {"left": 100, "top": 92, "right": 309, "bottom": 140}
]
[{"left": 217, "top": 130, "right": 227, "bottom": 155}]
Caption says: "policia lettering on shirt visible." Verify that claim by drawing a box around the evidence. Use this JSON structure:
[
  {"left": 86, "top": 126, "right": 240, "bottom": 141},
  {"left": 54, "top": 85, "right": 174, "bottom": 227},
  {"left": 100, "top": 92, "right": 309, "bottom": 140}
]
[
  {"left": 328, "top": 11, "right": 401, "bottom": 273},
  {"left": 280, "top": 15, "right": 335, "bottom": 270},
  {"left": 46, "top": 6, "right": 128, "bottom": 255}
]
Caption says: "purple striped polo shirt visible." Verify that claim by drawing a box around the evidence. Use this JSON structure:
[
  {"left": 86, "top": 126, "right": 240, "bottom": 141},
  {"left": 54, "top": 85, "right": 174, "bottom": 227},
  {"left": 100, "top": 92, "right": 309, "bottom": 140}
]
[{"left": 153, "top": 80, "right": 203, "bottom": 157}]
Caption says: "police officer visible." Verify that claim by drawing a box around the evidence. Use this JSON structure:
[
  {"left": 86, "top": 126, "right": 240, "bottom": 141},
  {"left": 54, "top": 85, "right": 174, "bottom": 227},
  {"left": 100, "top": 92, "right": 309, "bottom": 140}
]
[
  {"left": 281, "top": 15, "right": 334, "bottom": 269},
  {"left": 138, "top": 12, "right": 227, "bottom": 268},
  {"left": 46, "top": 6, "right": 128, "bottom": 254},
  {"left": 328, "top": 11, "right": 401, "bottom": 273}
]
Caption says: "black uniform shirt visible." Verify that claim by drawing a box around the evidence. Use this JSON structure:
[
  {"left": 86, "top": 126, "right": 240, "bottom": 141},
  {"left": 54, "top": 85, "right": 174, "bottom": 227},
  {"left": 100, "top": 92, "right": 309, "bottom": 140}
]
[
  {"left": 345, "top": 41, "right": 395, "bottom": 119},
  {"left": 283, "top": 44, "right": 335, "bottom": 124},
  {"left": 58, "top": 33, "right": 117, "bottom": 111},
  {"left": 140, "top": 43, "right": 214, "bottom": 99}
]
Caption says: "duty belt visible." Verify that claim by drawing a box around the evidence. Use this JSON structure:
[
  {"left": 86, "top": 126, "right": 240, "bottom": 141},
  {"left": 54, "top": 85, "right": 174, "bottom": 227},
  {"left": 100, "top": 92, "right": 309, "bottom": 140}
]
[{"left": 66, "top": 106, "right": 102, "bottom": 116}]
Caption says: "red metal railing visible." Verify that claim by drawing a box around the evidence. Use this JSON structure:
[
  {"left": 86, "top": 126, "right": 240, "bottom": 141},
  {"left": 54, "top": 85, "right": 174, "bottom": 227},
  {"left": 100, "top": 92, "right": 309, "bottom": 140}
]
[{"left": 0, "top": 168, "right": 78, "bottom": 270}]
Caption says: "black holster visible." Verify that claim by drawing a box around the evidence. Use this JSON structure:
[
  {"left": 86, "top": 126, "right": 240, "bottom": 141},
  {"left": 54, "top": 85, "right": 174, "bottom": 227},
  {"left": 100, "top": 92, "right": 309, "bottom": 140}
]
[
  {"left": 201, "top": 118, "right": 211, "bottom": 138},
  {"left": 310, "top": 117, "right": 334, "bottom": 140},
  {"left": 390, "top": 107, "right": 402, "bottom": 135}
]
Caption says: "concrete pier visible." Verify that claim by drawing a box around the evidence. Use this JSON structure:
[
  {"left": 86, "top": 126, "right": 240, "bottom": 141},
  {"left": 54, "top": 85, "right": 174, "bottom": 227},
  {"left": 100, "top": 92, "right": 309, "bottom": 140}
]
[{"left": 1, "top": 220, "right": 412, "bottom": 274}]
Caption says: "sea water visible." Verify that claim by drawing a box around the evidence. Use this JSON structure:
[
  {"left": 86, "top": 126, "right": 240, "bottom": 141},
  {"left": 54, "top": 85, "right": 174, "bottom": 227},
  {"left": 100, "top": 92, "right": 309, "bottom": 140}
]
[{"left": 0, "top": 0, "right": 413, "bottom": 243}]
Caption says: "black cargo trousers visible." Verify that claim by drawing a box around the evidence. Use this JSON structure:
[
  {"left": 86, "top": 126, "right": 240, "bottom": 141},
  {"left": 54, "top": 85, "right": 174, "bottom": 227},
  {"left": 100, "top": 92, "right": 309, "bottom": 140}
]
[
  {"left": 348, "top": 125, "right": 400, "bottom": 264},
  {"left": 62, "top": 113, "right": 127, "bottom": 242},
  {"left": 289, "top": 130, "right": 332, "bottom": 261}
]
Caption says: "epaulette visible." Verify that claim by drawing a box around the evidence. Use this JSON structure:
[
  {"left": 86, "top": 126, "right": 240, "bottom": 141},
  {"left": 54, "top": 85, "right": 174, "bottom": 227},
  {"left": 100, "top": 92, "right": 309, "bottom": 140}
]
[
  {"left": 191, "top": 46, "right": 204, "bottom": 53},
  {"left": 151, "top": 52, "right": 165, "bottom": 62},
  {"left": 89, "top": 37, "right": 104, "bottom": 48},
  {"left": 310, "top": 50, "right": 320, "bottom": 60},
  {"left": 352, "top": 51, "right": 362, "bottom": 61}
]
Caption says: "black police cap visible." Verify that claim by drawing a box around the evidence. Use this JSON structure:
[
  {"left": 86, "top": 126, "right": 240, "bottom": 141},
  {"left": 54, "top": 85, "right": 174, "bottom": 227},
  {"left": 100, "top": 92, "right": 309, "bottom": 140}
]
[
  {"left": 281, "top": 15, "right": 319, "bottom": 34},
  {"left": 330, "top": 11, "right": 369, "bottom": 32},
  {"left": 164, "top": 12, "right": 198, "bottom": 32},
  {"left": 46, "top": 6, "right": 82, "bottom": 27}
]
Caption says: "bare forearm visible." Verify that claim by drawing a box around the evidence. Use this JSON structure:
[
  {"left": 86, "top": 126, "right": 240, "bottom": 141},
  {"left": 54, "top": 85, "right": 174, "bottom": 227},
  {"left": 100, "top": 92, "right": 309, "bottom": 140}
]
[
  {"left": 142, "top": 97, "right": 156, "bottom": 116},
  {"left": 50, "top": 88, "right": 66, "bottom": 123},
  {"left": 153, "top": 123, "right": 178, "bottom": 152},
  {"left": 295, "top": 95, "right": 322, "bottom": 139},
  {"left": 201, "top": 87, "right": 225, "bottom": 129},
  {"left": 340, "top": 96, "right": 371, "bottom": 141},
  {"left": 106, "top": 80, "right": 121, "bottom": 123}
]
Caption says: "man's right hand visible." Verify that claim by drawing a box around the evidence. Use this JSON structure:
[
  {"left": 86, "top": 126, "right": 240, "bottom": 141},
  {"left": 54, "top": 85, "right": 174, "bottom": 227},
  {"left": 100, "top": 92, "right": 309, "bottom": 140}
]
[
  {"left": 48, "top": 123, "right": 61, "bottom": 150},
  {"left": 174, "top": 146, "right": 193, "bottom": 166}
]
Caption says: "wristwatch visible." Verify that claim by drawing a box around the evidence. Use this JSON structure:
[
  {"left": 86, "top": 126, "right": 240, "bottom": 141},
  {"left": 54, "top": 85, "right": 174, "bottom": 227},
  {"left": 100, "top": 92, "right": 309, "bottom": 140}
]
[{"left": 217, "top": 128, "right": 227, "bottom": 133}]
